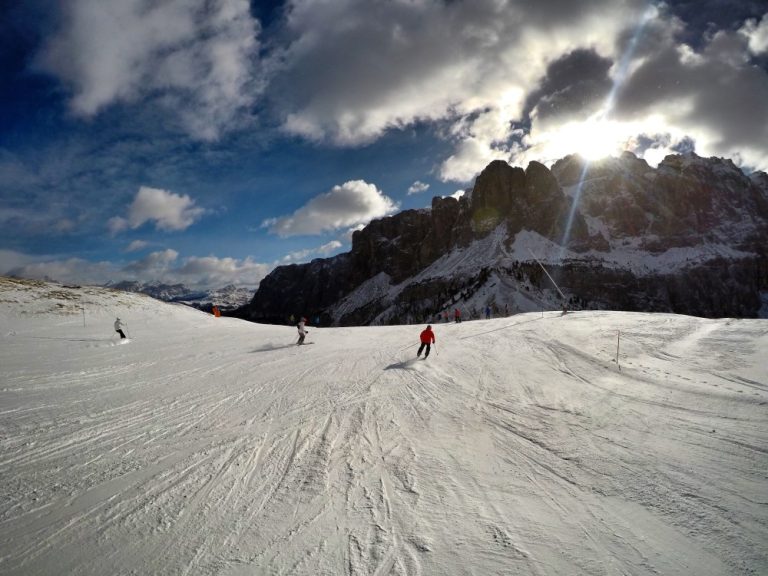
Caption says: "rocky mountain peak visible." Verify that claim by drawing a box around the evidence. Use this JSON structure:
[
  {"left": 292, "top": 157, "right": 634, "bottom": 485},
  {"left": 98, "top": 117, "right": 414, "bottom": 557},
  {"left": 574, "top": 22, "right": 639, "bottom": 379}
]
[
  {"left": 236, "top": 153, "right": 768, "bottom": 326},
  {"left": 751, "top": 171, "right": 768, "bottom": 197},
  {"left": 468, "top": 158, "right": 588, "bottom": 245},
  {"left": 470, "top": 159, "right": 526, "bottom": 230}
]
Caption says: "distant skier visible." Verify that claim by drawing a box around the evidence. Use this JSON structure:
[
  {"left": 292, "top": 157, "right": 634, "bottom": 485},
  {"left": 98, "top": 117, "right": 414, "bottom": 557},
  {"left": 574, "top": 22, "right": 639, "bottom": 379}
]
[
  {"left": 454, "top": 308, "right": 461, "bottom": 323},
  {"left": 485, "top": 305, "right": 491, "bottom": 319},
  {"left": 114, "top": 317, "right": 126, "bottom": 339},
  {"left": 417, "top": 325, "right": 436, "bottom": 358},
  {"left": 297, "top": 317, "right": 308, "bottom": 345}
]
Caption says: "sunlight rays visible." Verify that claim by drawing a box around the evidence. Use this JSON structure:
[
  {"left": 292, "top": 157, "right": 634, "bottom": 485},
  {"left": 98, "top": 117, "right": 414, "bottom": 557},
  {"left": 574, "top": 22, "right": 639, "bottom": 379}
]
[{"left": 557, "top": 3, "right": 658, "bottom": 259}]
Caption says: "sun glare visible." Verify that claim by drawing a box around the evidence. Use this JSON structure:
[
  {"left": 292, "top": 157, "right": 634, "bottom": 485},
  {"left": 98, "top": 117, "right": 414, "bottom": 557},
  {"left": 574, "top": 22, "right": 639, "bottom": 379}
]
[
  {"left": 536, "top": 117, "right": 629, "bottom": 162},
  {"left": 526, "top": 113, "right": 677, "bottom": 164}
]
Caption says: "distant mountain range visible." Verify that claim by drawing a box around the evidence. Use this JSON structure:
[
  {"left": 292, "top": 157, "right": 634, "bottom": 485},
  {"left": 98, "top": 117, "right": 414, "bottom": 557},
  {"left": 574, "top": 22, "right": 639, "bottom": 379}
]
[
  {"left": 234, "top": 152, "right": 768, "bottom": 326},
  {"left": 107, "top": 281, "right": 253, "bottom": 311}
]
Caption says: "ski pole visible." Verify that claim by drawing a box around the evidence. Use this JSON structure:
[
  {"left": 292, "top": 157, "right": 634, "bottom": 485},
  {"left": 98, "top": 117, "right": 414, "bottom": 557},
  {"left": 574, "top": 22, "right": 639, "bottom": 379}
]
[{"left": 434, "top": 342, "right": 439, "bottom": 356}]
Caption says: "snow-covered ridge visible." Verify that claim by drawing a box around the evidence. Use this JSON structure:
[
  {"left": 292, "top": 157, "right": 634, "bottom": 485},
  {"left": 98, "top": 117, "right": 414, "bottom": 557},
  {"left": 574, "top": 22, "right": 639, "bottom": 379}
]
[
  {"left": 1, "top": 276, "right": 168, "bottom": 318},
  {"left": 1, "top": 278, "right": 767, "bottom": 574},
  {"left": 246, "top": 153, "right": 768, "bottom": 325},
  {"left": 108, "top": 280, "right": 253, "bottom": 310}
]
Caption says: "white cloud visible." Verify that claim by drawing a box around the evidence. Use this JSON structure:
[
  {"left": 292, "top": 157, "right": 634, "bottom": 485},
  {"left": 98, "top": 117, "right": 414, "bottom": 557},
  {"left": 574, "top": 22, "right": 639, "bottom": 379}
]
[
  {"left": 439, "top": 136, "right": 512, "bottom": 183},
  {"left": 741, "top": 13, "right": 768, "bottom": 55},
  {"left": 264, "top": 0, "right": 768, "bottom": 176},
  {"left": 108, "top": 216, "right": 129, "bottom": 235},
  {"left": 407, "top": 181, "right": 430, "bottom": 195},
  {"left": 263, "top": 180, "right": 399, "bottom": 237},
  {"left": 604, "top": 22, "right": 768, "bottom": 170},
  {"left": 23, "top": 0, "right": 768, "bottom": 192},
  {"left": 6, "top": 257, "right": 118, "bottom": 287},
  {"left": 642, "top": 145, "right": 676, "bottom": 167},
  {"left": 495, "top": 8, "right": 768, "bottom": 172},
  {"left": 4, "top": 249, "right": 272, "bottom": 289},
  {"left": 37, "top": 0, "right": 261, "bottom": 140},
  {"left": 317, "top": 240, "right": 343, "bottom": 255},
  {"left": 111, "top": 186, "right": 205, "bottom": 233},
  {"left": 282, "top": 240, "right": 344, "bottom": 263},
  {"left": 270, "top": 0, "right": 641, "bottom": 151},
  {"left": 125, "top": 240, "right": 149, "bottom": 252},
  {"left": 122, "top": 249, "right": 179, "bottom": 274},
  {"left": 341, "top": 225, "right": 365, "bottom": 243},
  {"left": 174, "top": 255, "right": 272, "bottom": 287},
  {"left": 0, "top": 249, "right": 46, "bottom": 273}
]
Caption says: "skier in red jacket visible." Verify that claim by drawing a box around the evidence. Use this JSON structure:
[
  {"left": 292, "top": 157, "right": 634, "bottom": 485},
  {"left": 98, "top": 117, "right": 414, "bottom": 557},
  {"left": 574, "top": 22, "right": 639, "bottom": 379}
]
[{"left": 417, "top": 325, "right": 436, "bottom": 358}]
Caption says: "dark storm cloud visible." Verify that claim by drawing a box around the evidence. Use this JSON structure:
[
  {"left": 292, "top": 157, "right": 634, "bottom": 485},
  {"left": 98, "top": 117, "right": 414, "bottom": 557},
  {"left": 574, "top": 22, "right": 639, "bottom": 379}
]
[
  {"left": 267, "top": 0, "right": 649, "bottom": 146},
  {"left": 664, "top": 0, "right": 768, "bottom": 46},
  {"left": 524, "top": 49, "right": 614, "bottom": 125},
  {"left": 613, "top": 22, "right": 768, "bottom": 162}
]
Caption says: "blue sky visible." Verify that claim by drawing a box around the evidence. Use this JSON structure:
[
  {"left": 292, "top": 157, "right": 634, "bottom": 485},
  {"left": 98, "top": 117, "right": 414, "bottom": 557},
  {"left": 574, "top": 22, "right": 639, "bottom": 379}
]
[{"left": 1, "top": 0, "right": 767, "bottom": 289}]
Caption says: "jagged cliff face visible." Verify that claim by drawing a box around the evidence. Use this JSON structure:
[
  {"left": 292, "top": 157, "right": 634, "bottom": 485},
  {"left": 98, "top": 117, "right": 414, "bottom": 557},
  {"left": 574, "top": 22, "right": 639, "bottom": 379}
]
[
  {"left": 552, "top": 152, "right": 768, "bottom": 251},
  {"left": 244, "top": 254, "right": 354, "bottom": 325},
  {"left": 236, "top": 153, "right": 768, "bottom": 325},
  {"left": 472, "top": 159, "right": 590, "bottom": 245}
]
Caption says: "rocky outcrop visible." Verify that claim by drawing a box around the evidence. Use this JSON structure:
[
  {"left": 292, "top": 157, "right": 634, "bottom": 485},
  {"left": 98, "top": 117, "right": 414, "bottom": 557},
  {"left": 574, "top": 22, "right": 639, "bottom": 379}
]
[
  {"left": 241, "top": 253, "right": 354, "bottom": 325},
  {"left": 470, "top": 160, "right": 526, "bottom": 232},
  {"left": 470, "top": 159, "right": 590, "bottom": 244},
  {"left": 551, "top": 152, "right": 768, "bottom": 252},
  {"left": 235, "top": 153, "right": 768, "bottom": 325},
  {"left": 750, "top": 171, "right": 768, "bottom": 196}
]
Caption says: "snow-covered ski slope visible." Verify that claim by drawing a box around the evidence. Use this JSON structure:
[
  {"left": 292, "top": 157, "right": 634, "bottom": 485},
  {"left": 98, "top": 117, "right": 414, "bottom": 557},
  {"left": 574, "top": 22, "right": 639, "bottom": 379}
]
[{"left": 1, "top": 277, "right": 767, "bottom": 575}]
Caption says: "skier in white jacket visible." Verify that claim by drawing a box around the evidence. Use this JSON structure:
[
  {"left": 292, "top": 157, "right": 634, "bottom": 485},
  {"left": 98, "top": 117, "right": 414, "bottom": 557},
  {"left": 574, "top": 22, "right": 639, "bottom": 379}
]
[
  {"left": 114, "top": 317, "right": 127, "bottom": 339},
  {"left": 297, "top": 317, "right": 308, "bottom": 345}
]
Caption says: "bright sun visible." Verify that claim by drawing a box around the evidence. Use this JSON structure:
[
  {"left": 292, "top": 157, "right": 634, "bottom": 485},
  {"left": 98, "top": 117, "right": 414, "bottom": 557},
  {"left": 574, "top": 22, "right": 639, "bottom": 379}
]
[
  {"left": 542, "top": 117, "right": 628, "bottom": 161},
  {"left": 526, "top": 113, "right": 669, "bottom": 163}
]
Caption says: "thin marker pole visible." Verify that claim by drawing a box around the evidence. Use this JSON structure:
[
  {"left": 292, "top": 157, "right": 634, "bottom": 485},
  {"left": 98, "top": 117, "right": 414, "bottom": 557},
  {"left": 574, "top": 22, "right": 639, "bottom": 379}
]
[
  {"left": 616, "top": 330, "right": 621, "bottom": 371},
  {"left": 527, "top": 248, "right": 566, "bottom": 301}
]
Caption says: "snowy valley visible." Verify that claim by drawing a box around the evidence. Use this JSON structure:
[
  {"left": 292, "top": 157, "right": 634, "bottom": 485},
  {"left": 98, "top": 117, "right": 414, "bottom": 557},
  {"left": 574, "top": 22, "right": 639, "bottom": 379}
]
[{"left": 0, "top": 277, "right": 767, "bottom": 575}]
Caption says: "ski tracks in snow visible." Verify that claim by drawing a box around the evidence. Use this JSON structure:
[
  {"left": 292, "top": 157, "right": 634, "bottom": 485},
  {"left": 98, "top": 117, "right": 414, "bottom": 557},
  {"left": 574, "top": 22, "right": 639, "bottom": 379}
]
[{"left": 1, "top": 311, "right": 766, "bottom": 574}]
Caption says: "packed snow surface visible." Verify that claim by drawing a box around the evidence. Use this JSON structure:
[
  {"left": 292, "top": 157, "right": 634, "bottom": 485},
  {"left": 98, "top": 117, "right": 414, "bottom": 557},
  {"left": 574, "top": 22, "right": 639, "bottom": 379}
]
[{"left": 1, "top": 277, "right": 767, "bottom": 575}]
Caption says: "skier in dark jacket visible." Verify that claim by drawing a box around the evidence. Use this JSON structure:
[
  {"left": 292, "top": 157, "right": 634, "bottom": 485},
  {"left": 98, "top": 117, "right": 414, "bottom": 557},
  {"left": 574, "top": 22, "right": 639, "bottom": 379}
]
[
  {"left": 417, "top": 325, "right": 436, "bottom": 358},
  {"left": 297, "top": 317, "right": 308, "bottom": 345}
]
